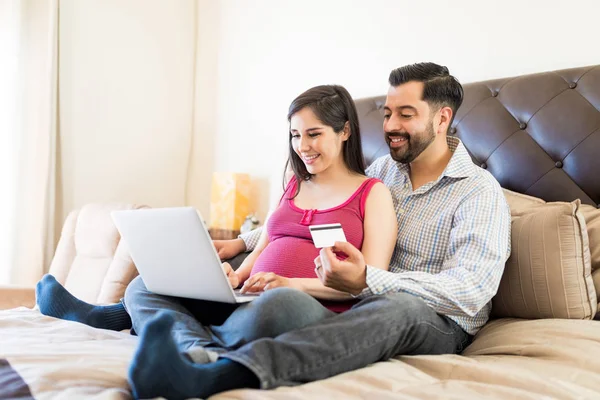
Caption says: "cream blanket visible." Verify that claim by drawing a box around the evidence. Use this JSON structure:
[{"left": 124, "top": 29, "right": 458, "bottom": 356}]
[{"left": 1, "top": 308, "right": 600, "bottom": 399}]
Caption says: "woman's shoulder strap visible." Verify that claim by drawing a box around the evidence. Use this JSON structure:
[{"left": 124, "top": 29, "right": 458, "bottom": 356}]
[{"left": 278, "top": 174, "right": 298, "bottom": 205}]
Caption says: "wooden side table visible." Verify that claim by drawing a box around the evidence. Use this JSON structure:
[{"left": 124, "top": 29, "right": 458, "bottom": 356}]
[{"left": 208, "top": 229, "right": 240, "bottom": 240}]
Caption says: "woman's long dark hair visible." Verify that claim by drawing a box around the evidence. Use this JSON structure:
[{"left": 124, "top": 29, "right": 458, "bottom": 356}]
[{"left": 284, "top": 85, "right": 366, "bottom": 198}]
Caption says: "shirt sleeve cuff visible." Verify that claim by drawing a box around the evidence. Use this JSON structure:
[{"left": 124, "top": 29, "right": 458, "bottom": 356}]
[
  {"left": 353, "top": 265, "right": 386, "bottom": 299},
  {"left": 238, "top": 231, "right": 258, "bottom": 252}
]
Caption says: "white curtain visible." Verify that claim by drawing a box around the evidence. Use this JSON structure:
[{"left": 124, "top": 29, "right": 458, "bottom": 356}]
[{"left": 0, "top": 0, "right": 59, "bottom": 286}]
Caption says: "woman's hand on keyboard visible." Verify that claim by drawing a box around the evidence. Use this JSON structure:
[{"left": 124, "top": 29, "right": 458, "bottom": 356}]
[{"left": 240, "top": 272, "right": 301, "bottom": 293}]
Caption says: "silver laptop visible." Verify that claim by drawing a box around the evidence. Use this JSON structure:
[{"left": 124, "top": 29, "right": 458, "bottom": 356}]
[{"left": 111, "top": 207, "right": 258, "bottom": 303}]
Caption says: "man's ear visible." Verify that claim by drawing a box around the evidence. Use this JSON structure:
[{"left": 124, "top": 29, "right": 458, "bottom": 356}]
[
  {"left": 437, "top": 106, "right": 453, "bottom": 135},
  {"left": 341, "top": 121, "right": 351, "bottom": 141}
]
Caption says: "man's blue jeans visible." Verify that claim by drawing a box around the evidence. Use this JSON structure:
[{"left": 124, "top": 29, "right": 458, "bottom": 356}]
[
  {"left": 221, "top": 291, "right": 471, "bottom": 389},
  {"left": 124, "top": 276, "right": 470, "bottom": 390},
  {"left": 123, "top": 276, "right": 336, "bottom": 352}
]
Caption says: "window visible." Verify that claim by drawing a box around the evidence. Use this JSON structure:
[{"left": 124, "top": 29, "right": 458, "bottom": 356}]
[{"left": 0, "top": 0, "right": 21, "bottom": 283}]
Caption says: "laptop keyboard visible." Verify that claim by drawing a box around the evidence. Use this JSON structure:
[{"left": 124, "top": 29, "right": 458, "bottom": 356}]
[{"left": 233, "top": 289, "right": 261, "bottom": 297}]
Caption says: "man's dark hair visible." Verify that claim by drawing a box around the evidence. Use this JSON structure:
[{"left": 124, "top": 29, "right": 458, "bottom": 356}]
[
  {"left": 284, "top": 85, "right": 365, "bottom": 197},
  {"left": 388, "top": 62, "right": 464, "bottom": 127}
]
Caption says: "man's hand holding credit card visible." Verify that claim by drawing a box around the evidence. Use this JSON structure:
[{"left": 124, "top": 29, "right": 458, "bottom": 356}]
[
  {"left": 309, "top": 223, "right": 347, "bottom": 248},
  {"left": 310, "top": 223, "right": 367, "bottom": 295}
]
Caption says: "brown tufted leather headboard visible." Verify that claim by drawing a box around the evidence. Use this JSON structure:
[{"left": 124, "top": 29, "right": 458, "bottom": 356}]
[{"left": 355, "top": 65, "right": 600, "bottom": 208}]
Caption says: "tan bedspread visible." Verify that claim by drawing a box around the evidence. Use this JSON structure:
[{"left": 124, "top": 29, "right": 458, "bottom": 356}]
[{"left": 1, "top": 308, "right": 600, "bottom": 400}]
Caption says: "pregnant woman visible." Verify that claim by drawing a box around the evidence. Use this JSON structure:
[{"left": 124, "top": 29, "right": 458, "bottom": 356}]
[{"left": 36, "top": 84, "right": 397, "bottom": 398}]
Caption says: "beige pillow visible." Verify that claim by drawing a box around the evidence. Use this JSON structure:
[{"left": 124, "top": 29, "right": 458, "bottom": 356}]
[
  {"left": 580, "top": 204, "right": 600, "bottom": 319},
  {"left": 502, "top": 189, "right": 545, "bottom": 213},
  {"left": 49, "top": 203, "right": 144, "bottom": 305},
  {"left": 492, "top": 197, "right": 596, "bottom": 319},
  {"left": 501, "top": 189, "right": 600, "bottom": 318}
]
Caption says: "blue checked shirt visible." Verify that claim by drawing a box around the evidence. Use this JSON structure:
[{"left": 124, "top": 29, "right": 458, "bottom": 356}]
[{"left": 240, "top": 137, "right": 511, "bottom": 335}]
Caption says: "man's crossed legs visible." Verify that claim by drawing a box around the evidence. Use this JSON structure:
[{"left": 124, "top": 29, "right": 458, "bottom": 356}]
[{"left": 126, "top": 278, "right": 470, "bottom": 399}]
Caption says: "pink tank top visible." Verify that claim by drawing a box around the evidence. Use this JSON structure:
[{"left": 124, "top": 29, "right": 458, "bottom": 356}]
[{"left": 250, "top": 176, "right": 381, "bottom": 312}]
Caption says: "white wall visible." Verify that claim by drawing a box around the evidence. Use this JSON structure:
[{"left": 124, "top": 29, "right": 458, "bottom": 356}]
[
  {"left": 210, "top": 0, "right": 600, "bottom": 220},
  {"left": 58, "top": 0, "right": 196, "bottom": 223},
  {"left": 55, "top": 0, "right": 600, "bottom": 226}
]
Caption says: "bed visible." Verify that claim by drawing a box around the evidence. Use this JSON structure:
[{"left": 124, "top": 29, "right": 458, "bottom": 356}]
[{"left": 1, "top": 65, "right": 599, "bottom": 399}]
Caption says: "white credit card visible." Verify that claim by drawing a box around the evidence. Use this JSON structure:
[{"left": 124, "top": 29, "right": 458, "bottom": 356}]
[{"left": 309, "top": 223, "right": 347, "bottom": 248}]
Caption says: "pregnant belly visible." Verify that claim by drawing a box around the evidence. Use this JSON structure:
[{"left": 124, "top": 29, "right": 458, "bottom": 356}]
[{"left": 251, "top": 237, "right": 319, "bottom": 278}]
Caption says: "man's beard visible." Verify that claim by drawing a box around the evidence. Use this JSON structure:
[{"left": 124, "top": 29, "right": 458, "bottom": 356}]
[{"left": 387, "top": 122, "right": 436, "bottom": 164}]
